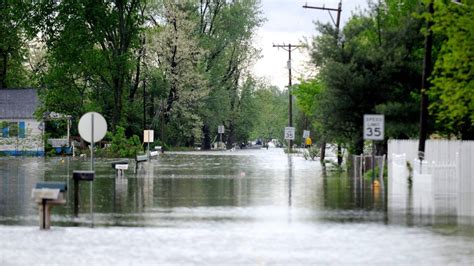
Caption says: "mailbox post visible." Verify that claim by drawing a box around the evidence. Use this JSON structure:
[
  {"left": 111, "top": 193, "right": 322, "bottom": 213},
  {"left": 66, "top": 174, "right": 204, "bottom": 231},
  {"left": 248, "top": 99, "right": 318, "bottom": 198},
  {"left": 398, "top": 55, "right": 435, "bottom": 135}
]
[
  {"left": 111, "top": 160, "right": 129, "bottom": 177},
  {"left": 31, "top": 182, "right": 67, "bottom": 230},
  {"left": 72, "top": 170, "right": 94, "bottom": 217},
  {"left": 135, "top": 154, "right": 149, "bottom": 172}
]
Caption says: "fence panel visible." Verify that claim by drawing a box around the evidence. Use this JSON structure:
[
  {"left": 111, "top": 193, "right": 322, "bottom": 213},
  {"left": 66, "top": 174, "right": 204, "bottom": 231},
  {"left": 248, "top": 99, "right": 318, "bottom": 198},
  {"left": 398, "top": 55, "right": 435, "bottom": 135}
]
[{"left": 388, "top": 139, "right": 474, "bottom": 221}]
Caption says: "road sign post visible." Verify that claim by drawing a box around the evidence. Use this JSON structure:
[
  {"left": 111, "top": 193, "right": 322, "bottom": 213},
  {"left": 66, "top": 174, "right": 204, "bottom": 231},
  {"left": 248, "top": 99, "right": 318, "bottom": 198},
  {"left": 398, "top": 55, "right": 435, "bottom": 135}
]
[
  {"left": 144, "top": 130, "right": 154, "bottom": 156},
  {"left": 218, "top": 125, "right": 225, "bottom": 149},
  {"left": 284, "top": 127, "right": 295, "bottom": 153},
  {"left": 363, "top": 114, "right": 385, "bottom": 185},
  {"left": 303, "top": 130, "right": 310, "bottom": 139},
  {"left": 78, "top": 112, "right": 107, "bottom": 226}
]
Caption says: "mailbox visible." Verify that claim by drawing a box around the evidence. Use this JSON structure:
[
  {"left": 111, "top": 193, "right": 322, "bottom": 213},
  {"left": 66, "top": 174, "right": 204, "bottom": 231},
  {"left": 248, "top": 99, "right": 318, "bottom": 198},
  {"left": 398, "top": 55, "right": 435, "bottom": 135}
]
[
  {"left": 135, "top": 154, "right": 148, "bottom": 163},
  {"left": 111, "top": 160, "right": 129, "bottom": 169},
  {"left": 31, "top": 182, "right": 67, "bottom": 230},
  {"left": 73, "top": 170, "right": 95, "bottom": 181}
]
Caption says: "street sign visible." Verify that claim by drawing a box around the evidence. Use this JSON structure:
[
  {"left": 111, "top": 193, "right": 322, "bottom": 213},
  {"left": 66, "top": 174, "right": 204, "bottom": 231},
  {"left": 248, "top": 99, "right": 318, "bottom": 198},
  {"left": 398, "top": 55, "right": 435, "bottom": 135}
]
[
  {"left": 303, "top": 130, "right": 310, "bottom": 138},
  {"left": 218, "top": 125, "right": 225, "bottom": 134},
  {"left": 284, "top": 127, "right": 295, "bottom": 140},
  {"left": 78, "top": 112, "right": 107, "bottom": 143},
  {"left": 363, "top": 114, "right": 384, "bottom": 140},
  {"left": 144, "top": 130, "right": 154, "bottom": 143}
]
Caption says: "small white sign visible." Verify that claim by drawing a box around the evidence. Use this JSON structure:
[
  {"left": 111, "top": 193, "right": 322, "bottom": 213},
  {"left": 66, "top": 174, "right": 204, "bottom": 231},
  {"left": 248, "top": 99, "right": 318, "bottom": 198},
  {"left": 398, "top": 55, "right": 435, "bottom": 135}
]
[
  {"left": 303, "top": 130, "right": 310, "bottom": 138},
  {"left": 144, "top": 130, "right": 154, "bottom": 143},
  {"left": 150, "top": 151, "right": 159, "bottom": 157},
  {"left": 218, "top": 125, "right": 225, "bottom": 134},
  {"left": 115, "top": 164, "right": 129, "bottom": 170},
  {"left": 284, "top": 127, "right": 295, "bottom": 140},
  {"left": 363, "top": 114, "right": 384, "bottom": 140}
]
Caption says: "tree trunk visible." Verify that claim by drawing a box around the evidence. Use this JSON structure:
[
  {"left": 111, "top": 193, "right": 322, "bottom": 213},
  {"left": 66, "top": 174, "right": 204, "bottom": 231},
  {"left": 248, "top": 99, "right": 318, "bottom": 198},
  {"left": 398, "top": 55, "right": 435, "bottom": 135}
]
[
  {"left": 202, "top": 124, "right": 211, "bottom": 150},
  {"left": 1, "top": 52, "right": 7, "bottom": 89},
  {"left": 337, "top": 144, "right": 343, "bottom": 166},
  {"left": 112, "top": 75, "right": 123, "bottom": 131},
  {"left": 226, "top": 123, "right": 235, "bottom": 149},
  {"left": 320, "top": 142, "right": 326, "bottom": 162}
]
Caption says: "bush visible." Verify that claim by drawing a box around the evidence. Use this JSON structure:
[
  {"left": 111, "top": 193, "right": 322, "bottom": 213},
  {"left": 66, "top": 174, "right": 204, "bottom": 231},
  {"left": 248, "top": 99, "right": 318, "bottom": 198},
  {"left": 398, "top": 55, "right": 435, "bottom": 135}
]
[
  {"left": 106, "top": 126, "right": 143, "bottom": 158},
  {"left": 303, "top": 146, "right": 320, "bottom": 160}
]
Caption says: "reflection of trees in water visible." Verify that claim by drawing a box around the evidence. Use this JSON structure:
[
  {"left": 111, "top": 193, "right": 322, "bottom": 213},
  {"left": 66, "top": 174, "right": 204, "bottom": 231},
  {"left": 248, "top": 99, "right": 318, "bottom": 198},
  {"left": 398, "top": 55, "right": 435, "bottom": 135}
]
[{"left": 0, "top": 158, "right": 44, "bottom": 218}]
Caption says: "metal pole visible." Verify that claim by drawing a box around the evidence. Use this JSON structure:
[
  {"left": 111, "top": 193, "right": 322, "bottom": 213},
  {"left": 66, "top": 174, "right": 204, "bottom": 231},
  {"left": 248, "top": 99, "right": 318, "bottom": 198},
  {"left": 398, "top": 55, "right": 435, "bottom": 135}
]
[
  {"left": 288, "top": 44, "right": 293, "bottom": 153},
  {"left": 372, "top": 140, "right": 375, "bottom": 184},
  {"left": 67, "top": 118, "right": 71, "bottom": 148},
  {"left": 90, "top": 114, "right": 94, "bottom": 226}
]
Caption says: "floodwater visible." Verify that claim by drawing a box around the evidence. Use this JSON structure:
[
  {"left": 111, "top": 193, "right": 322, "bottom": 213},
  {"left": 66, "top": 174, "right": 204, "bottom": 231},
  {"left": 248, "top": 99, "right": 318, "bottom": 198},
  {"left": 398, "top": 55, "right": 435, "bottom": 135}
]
[{"left": 0, "top": 149, "right": 473, "bottom": 265}]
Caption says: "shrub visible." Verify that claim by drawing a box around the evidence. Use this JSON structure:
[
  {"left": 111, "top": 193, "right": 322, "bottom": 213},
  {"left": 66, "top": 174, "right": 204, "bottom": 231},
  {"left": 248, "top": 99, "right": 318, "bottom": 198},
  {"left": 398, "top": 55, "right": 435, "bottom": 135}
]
[
  {"left": 108, "top": 126, "right": 143, "bottom": 158},
  {"left": 303, "top": 146, "right": 320, "bottom": 160}
]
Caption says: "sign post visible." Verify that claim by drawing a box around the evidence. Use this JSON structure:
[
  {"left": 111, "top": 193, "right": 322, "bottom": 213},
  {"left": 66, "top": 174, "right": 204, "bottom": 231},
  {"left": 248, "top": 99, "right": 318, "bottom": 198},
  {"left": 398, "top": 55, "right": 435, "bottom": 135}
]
[
  {"left": 284, "top": 127, "right": 295, "bottom": 153},
  {"left": 363, "top": 114, "right": 385, "bottom": 184},
  {"left": 78, "top": 112, "right": 107, "bottom": 226},
  {"left": 303, "top": 130, "right": 310, "bottom": 139},
  {"left": 218, "top": 125, "right": 225, "bottom": 149},
  {"left": 144, "top": 130, "right": 154, "bottom": 156}
]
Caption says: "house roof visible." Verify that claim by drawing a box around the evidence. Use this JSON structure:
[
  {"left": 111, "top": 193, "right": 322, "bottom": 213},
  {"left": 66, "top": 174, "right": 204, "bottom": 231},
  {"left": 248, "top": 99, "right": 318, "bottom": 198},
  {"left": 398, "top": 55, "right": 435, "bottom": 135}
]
[{"left": 0, "top": 89, "right": 39, "bottom": 119}]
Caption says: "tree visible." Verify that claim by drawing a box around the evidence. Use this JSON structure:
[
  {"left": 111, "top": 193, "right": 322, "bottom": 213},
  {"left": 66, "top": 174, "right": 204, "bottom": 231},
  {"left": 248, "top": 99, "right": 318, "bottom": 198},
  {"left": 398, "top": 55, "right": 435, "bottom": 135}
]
[
  {"left": 196, "top": 0, "right": 263, "bottom": 149},
  {"left": 0, "top": 1, "right": 35, "bottom": 88},
  {"left": 429, "top": 1, "right": 474, "bottom": 139},
  {"left": 38, "top": 0, "right": 144, "bottom": 130},
  {"left": 307, "top": 0, "right": 425, "bottom": 155},
  {"left": 146, "top": 1, "right": 208, "bottom": 147}
]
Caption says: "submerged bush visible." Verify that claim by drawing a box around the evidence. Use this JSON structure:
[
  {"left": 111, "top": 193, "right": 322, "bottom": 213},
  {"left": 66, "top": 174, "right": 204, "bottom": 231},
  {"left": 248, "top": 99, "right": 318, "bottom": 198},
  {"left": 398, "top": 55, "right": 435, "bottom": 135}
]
[
  {"left": 303, "top": 146, "right": 320, "bottom": 160},
  {"left": 106, "top": 126, "right": 143, "bottom": 158}
]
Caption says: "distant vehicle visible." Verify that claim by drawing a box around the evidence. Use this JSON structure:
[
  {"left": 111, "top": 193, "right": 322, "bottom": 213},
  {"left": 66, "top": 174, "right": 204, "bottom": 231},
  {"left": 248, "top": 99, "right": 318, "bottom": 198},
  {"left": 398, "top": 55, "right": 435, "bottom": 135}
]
[{"left": 240, "top": 139, "right": 263, "bottom": 149}]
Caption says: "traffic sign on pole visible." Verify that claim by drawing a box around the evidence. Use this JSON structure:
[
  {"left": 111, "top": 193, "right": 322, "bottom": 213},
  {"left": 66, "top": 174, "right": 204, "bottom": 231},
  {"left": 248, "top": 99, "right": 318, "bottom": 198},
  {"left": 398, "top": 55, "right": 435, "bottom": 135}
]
[
  {"left": 363, "top": 114, "right": 384, "bottom": 140},
  {"left": 218, "top": 125, "right": 225, "bottom": 134},
  {"left": 284, "top": 127, "right": 295, "bottom": 140},
  {"left": 303, "top": 130, "right": 310, "bottom": 138},
  {"left": 78, "top": 112, "right": 107, "bottom": 143}
]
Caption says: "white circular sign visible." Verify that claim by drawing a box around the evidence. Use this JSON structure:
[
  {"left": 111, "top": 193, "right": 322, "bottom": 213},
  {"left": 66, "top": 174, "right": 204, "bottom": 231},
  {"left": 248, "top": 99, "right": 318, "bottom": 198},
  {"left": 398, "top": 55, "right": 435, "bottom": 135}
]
[{"left": 78, "top": 112, "right": 107, "bottom": 143}]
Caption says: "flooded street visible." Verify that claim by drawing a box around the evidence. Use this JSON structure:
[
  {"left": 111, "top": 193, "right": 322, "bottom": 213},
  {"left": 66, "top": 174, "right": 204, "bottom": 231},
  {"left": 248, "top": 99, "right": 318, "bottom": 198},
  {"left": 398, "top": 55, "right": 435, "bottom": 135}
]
[{"left": 1, "top": 149, "right": 473, "bottom": 264}]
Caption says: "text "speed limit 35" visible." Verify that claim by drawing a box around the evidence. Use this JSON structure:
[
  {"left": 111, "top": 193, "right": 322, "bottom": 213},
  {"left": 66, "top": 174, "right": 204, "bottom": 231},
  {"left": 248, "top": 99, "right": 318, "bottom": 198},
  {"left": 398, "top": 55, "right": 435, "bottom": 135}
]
[{"left": 363, "top": 114, "right": 384, "bottom": 141}]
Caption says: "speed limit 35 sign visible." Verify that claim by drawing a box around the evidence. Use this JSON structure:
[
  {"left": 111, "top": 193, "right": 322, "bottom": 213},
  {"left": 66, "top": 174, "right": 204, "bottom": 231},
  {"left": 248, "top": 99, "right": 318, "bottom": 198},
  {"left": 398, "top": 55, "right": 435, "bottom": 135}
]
[{"left": 363, "top": 114, "right": 384, "bottom": 140}]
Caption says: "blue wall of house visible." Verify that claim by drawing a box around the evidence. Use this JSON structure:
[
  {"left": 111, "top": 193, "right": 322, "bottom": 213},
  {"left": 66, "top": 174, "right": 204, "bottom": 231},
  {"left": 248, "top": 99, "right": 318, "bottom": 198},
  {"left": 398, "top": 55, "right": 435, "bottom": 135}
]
[{"left": 1, "top": 150, "right": 45, "bottom": 156}]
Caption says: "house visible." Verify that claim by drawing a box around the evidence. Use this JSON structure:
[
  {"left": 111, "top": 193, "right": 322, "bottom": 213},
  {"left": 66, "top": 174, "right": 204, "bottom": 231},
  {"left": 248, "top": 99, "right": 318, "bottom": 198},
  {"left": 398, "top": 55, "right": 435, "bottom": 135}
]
[{"left": 0, "top": 89, "right": 44, "bottom": 156}]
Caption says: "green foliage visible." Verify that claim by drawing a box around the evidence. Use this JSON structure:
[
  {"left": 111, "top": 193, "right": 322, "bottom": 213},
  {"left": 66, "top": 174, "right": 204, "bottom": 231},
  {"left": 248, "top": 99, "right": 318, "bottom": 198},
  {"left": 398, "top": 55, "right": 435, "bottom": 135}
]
[
  {"left": 363, "top": 165, "right": 388, "bottom": 182},
  {"left": 307, "top": 0, "right": 425, "bottom": 154},
  {"left": 0, "top": 1, "right": 36, "bottom": 88},
  {"left": 107, "top": 126, "right": 142, "bottom": 158},
  {"left": 249, "top": 85, "right": 288, "bottom": 143},
  {"left": 303, "top": 146, "right": 320, "bottom": 160},
  {"left": 429, "top": 1, "right": 474, "bottom": 139}
]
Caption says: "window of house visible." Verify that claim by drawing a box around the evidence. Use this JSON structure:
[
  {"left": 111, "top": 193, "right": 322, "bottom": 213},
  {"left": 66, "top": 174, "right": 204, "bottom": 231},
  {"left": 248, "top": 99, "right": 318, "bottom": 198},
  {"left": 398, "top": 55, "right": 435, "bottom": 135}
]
[
  {"left": 0, "top": 121, "right": 25, "bottom": 138},
  {"left": 8, "top": 122, "right": 18, "bottom": 138}
]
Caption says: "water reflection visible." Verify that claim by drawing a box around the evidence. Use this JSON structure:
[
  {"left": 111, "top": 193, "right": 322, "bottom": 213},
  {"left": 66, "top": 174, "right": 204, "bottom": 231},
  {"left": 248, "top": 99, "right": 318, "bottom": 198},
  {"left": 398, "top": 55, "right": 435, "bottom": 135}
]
[{"left": 0, "top": 150, "right": 472, "bottom": 228}]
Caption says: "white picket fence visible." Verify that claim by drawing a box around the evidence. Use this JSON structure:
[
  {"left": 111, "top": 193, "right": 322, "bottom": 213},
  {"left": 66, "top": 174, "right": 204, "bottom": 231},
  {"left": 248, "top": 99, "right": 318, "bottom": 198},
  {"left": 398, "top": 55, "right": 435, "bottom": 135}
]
[{"left": 388, "top": 140, "right": 474, "bottom": 221}]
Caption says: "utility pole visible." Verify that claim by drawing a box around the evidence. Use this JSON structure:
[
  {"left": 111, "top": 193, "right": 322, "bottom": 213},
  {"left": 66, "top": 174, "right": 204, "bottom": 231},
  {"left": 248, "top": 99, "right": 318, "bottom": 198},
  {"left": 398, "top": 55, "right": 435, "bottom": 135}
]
[
  {"left": 303, "top": 1, "right": 342, "bottom": 36},
  {"left": 303, "top": 1, "right": 342, "bottom": 162},
  {"left": 273, "top": 43, "right": 304, "bottom": 151},
  {"left": 418, "top": 1, "right": 434, "bottom": 160}
]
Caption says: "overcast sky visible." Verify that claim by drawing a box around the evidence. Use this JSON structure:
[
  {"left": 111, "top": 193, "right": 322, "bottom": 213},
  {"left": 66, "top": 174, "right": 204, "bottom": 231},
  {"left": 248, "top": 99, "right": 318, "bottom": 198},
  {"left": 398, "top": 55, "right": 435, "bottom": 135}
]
[{"left": 253, "top": 0, "right": 369, "bottom": 89}]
